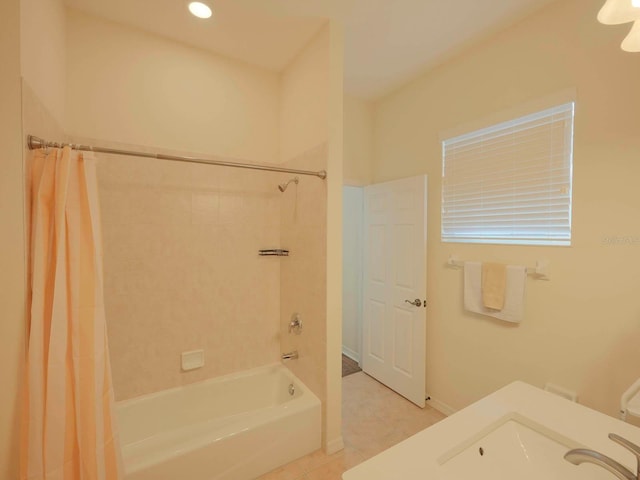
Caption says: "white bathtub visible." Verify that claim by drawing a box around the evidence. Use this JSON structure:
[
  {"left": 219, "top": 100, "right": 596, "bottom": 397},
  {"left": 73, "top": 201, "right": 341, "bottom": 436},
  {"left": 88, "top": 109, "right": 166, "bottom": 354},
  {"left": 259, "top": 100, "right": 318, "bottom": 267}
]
[{"left": 116, "top": 364, "right": 321, "bottom": 480}]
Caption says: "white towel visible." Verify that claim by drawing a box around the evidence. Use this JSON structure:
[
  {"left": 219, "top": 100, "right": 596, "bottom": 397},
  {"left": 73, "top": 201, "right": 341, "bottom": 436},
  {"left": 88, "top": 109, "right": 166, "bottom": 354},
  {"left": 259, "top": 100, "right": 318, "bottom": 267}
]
[{"left": 464, "top": 262, "right": 526, "bottom": 323}]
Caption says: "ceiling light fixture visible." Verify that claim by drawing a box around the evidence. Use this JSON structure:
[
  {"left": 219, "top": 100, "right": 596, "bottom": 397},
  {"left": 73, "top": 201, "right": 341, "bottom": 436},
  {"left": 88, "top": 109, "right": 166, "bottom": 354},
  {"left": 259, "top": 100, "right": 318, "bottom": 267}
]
[
  {"left": 598, "top": 0, "right": 640, "bottom": 52},
  {"left": 188, "top": 2, "right": 213, "bottom": 19}
]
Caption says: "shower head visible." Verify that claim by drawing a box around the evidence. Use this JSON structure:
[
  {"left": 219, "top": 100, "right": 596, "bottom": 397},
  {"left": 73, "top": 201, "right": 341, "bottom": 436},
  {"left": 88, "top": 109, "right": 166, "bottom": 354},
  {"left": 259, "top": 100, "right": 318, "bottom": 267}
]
[{"left": 278, "top": 176, "right": 299, "bottom": 192}]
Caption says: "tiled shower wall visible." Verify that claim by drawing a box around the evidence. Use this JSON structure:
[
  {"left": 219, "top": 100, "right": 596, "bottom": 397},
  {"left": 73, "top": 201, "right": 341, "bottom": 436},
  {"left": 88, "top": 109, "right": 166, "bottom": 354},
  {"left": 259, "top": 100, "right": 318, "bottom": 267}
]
[
  {"left": 96, "top": 146, "right": 284, "bottom": 400},
  {"left": 280, "top": 144, "right": 328, "bottom": 419}
]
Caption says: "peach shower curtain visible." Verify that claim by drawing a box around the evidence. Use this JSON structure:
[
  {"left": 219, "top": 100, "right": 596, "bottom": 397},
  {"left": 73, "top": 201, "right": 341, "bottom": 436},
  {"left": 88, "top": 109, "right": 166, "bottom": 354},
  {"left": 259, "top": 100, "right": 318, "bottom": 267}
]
[{"left": 20, "top": 147, "right": 122, "bottom": 480}]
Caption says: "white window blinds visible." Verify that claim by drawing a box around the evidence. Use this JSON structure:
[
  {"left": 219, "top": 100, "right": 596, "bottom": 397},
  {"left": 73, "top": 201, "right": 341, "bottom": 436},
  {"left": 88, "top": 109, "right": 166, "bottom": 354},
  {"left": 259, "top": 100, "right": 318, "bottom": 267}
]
[{"left": 441, "top": 102, "right": 574, "bottom": 246}]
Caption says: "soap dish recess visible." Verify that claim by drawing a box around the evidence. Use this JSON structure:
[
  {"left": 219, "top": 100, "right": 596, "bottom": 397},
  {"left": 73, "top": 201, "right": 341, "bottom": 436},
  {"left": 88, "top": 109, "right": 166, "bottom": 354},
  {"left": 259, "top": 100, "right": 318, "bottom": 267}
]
[{"left": 182, "top": 349, "right": 204, "bottom": 371}]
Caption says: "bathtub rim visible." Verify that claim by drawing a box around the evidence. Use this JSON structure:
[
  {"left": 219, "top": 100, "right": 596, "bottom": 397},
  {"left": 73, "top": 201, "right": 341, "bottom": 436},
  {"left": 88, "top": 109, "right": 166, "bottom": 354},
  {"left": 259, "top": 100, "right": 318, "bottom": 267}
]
[{"left": 115, "top": 362, "right": 318, "bottom": 409}]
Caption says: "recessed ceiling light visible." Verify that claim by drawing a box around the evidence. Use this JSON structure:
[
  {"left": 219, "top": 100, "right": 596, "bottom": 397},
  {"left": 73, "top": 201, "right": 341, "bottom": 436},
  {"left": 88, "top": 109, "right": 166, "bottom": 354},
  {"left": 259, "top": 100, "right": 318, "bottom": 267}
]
[
  {"left": 633, "top": 0, "right": 640, "bottom": 7},
  {"left": 188, "top": 2, "right": 212, "bottom": 19}
]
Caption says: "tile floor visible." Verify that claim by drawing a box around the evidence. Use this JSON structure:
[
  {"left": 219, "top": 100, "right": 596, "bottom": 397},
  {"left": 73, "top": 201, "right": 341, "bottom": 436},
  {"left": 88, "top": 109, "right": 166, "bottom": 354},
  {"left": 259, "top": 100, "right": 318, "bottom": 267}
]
[{"left": 257, "top": 371, "right": 446, "bottom": 480}]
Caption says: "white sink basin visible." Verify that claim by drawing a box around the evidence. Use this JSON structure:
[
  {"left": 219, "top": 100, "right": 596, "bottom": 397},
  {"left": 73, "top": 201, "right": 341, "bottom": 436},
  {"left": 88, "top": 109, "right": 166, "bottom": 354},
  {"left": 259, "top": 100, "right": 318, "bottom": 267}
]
[
  {"left": 343, "top": 381, "right": 640, "bottom": 480},
  {"left": 438, "top": 414, "right": 610, "bottom": 480}
]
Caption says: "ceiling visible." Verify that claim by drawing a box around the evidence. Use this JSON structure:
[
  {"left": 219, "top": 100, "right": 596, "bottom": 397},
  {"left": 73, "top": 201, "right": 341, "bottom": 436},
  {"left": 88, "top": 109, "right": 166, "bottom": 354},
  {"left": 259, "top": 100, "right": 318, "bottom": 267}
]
[{"left": 64, "top": 0, "right": 558, "bottom": 99}]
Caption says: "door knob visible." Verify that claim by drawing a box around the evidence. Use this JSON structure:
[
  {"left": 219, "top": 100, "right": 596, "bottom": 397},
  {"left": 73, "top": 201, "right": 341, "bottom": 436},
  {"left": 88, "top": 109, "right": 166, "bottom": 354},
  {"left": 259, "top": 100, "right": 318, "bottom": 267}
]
[{"left": 405, "top": 298, "right": 422, "bottom": 307}]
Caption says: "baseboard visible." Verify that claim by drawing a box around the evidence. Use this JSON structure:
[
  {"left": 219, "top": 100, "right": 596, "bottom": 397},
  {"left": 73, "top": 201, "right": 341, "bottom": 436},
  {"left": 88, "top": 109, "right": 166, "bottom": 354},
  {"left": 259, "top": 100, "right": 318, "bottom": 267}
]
[
  {"left": 341, "top": 347, "right": 360, "bottom": 363},
  {"left": 427, "top": 396, "right": 457, "bottom": 417},
  {"left": 325, "top": 436, "right": 344, "bottom": 455}
]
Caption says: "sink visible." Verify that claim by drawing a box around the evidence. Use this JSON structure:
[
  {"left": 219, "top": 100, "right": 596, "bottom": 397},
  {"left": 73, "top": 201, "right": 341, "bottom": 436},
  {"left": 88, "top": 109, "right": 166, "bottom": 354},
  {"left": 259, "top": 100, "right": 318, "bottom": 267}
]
[
  {"left": 438, "top": 413, "right": 610, "bottom": 480},
  {"left": 342, "top": 381, "right": 640, "bottom": 480}
]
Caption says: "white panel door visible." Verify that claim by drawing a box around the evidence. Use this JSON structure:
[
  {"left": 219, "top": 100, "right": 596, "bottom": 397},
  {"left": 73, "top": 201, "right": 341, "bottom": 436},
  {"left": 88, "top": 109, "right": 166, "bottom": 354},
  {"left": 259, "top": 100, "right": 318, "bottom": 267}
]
[{"left": 362, "top": 175, "right": 427, "bottom": 407}]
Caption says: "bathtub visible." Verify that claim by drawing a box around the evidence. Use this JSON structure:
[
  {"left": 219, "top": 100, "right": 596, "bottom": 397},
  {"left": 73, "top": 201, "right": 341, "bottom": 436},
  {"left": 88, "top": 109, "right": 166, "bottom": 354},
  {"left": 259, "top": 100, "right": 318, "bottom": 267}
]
[{"left": 116, "top": 364, "right": 321, "bottom": 480}]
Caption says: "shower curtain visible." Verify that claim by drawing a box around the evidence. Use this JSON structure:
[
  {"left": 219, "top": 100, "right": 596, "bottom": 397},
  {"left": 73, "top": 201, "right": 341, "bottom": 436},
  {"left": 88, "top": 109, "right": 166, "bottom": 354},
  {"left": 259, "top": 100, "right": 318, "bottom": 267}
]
[{"left": 21, "top": 147, "right": 122, "bottom": 480}]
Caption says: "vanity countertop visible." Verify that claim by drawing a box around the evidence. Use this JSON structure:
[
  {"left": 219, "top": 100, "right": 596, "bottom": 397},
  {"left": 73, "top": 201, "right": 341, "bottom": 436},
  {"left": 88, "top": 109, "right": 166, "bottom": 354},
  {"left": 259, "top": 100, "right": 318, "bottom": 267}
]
[{"left": 342, "top": 381, "right": 640, "bottom": 480}]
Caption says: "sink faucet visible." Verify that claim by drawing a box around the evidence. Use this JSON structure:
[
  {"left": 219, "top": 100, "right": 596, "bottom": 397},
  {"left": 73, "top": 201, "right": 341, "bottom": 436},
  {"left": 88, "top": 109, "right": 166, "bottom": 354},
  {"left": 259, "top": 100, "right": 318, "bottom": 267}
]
[{"left": 564, "top": 433, "right": 640, "bottom": 480}]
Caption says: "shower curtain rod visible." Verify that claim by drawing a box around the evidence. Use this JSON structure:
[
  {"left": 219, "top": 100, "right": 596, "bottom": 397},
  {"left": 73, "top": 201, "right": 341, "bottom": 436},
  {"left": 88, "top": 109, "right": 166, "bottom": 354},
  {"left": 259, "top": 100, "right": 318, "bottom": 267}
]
[{"left": 27, "top": 135, "right": 327, "bottom": 179}]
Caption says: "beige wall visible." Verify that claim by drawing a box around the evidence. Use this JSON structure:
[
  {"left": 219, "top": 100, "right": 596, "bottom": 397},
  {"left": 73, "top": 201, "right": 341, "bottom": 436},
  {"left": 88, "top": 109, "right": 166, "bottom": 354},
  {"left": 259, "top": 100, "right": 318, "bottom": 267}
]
[
  {"left": 278, "top": 21, "right": 343, "bottom": 452},
  {"left": 324, "top": 21, "right": 344, "bottom": 454},
  {"left": 66, "top": 9, "right": 280, "bottom": 163},
  {"left": 0, "top": 0, "right": 25, "bottom": 477},
  {"left": 20, "top": 0, "right": 66, "bottom": 125},
  {"left": 373, "top": 0, "right": 640, "bottom": 416},
  {"left": 280, "top": 146, "right": 328, "bottom": 441},
  {"left": 344, "top": 95, "right": 373, "bottom": 186},
  {"left": 280, "top": 25, "right": 330, "bottom": 163}
]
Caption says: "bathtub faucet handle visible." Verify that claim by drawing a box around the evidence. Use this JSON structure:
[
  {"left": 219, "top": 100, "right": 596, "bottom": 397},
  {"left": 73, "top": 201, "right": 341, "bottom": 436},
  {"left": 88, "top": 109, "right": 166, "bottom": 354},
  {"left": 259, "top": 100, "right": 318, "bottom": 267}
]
[{"left": 288, "top": 313, "right": 303, "bottom": 334}]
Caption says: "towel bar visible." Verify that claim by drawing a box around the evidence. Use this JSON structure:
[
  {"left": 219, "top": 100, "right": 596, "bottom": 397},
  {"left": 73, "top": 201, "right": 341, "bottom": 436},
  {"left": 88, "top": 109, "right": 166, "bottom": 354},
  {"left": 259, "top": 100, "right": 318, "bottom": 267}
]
[{"left": 447, "top": 255, "right": 550, "bottom": 280}]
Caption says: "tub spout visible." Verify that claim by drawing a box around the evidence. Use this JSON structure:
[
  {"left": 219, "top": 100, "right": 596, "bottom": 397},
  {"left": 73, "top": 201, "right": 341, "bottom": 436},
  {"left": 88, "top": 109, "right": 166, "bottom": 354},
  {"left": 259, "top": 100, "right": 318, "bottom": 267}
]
[{"left": 282, "top": 351, "right": 299, "bottom": 361}]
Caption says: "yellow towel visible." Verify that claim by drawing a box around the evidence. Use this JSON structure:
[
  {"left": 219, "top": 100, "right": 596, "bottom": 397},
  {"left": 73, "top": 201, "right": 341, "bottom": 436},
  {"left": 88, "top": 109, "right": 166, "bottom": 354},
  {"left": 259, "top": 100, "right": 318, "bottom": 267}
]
[{"left": 482, "top": 262, "right": 507, "bottom": 310}]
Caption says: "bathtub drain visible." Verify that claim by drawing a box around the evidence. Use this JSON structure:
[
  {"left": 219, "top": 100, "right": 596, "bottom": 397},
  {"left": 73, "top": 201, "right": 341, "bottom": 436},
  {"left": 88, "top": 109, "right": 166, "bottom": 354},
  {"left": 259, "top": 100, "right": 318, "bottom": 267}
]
[{"left": 288, "top": 383, "right": 295, "bottom": 396}]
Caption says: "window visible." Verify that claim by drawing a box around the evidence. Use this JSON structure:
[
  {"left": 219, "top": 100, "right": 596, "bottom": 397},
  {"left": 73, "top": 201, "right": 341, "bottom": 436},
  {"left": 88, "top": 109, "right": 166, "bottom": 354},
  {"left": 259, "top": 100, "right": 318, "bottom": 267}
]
[{"left": 441, "top": 102, "right": 574, "bottom": 246}]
